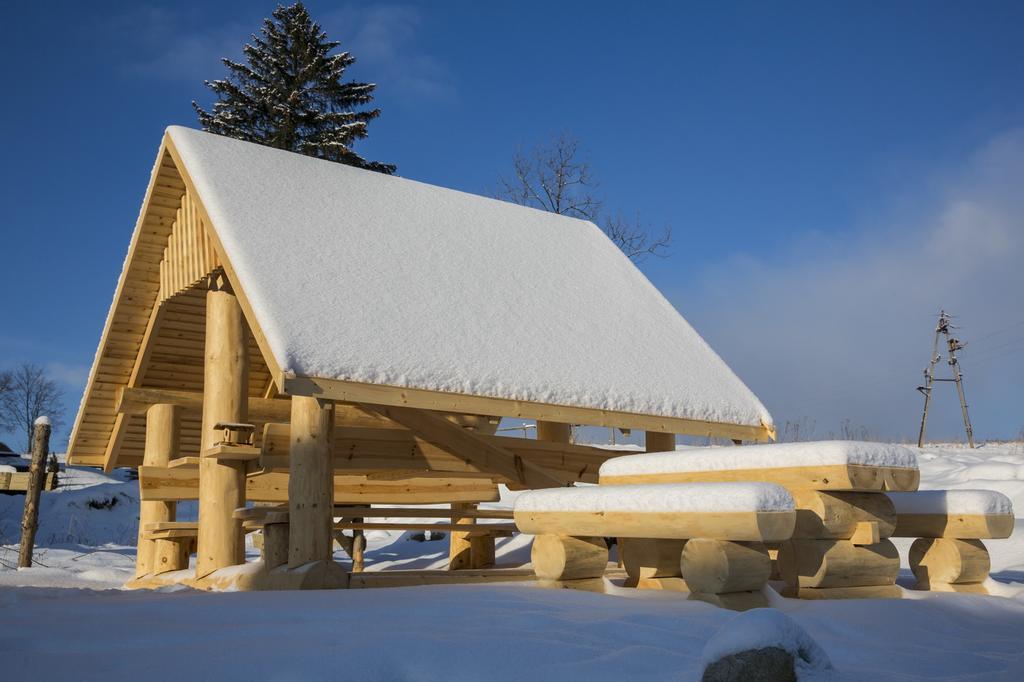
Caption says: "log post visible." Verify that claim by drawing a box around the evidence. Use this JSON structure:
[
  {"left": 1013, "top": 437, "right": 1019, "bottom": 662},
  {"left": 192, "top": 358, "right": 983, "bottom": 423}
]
[
  {"left": 18, "top": 417, "right": 51, "bottom": 568},
  {"left": 135, "top": 403, "right": 181, "bottom": 577},
  {"left": 196, "top": 273, "right": 249, "bottom": 579},
  {"left": 449, "top": 502, "right": 474, "bottom": 570},
  {"left": 289, "top": 396, "right": 335, "bottom": 567},
  {"left": 644, "top": 431, "right": 676, "bottom": 453}
]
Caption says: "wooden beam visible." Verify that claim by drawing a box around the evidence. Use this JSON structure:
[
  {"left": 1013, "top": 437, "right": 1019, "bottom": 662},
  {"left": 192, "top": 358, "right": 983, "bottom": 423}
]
[
  {"left": 358, "top": 404, "right": 564, "bottom": 489},
  {"left": 284, "top": 375, "right": 775, "bottom": 443},
  {"left": 139, "top": 467, "right": 500, "bottom": 504},
  {"left": 116, "top": 386, "right": 397, "bottom": 428},
  {"left": 261, "top": 423, "right": 616, "bottom": 484},
  {"left": 536, "top": 420, "right": 571, "bottom": 443},
  {"left": 644, "top": 431, "right": 676, "bottom": 453},
  {"left": 102, "top": 302, "right": 166, "bottom": 472}
]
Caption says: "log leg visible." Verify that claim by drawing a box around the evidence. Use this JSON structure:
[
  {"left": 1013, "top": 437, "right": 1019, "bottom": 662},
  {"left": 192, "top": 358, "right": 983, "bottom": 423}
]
[
  {"left": 449, "top": 503, "right": 474, "bottom": 570},
  {"left": 779, "top": 539, "right": 900, "bottom": 589},
  {"left": 196, "top": 275, "right": 249, "bottom": 579},
  {"left": 531, "top": 534, "right": 609, "bottom": 580},
  {"left": 910, "top": 538, "right": 990, "bottom": 587},
  {"left": 681, "top": 539, "right": 771, "bottom": 594},
  {"left": 135, "top": 404, "right": 180, "bottom": 577},
  {"left": 620, "top": 538, "right": 686, "bottom": 581},
  {"left": 289, "top": 396, "right": 335, "bottom": 567}
]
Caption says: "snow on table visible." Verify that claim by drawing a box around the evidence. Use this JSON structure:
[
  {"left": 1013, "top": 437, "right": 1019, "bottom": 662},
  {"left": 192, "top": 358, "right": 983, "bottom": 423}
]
[
  {"left": 887, "top": 489, "right": 1014, "bottom": 516},
  {"left": 514, "top": 482, "right": 794, "bottom": 514},
  {"left": 599, "top": 440, "right": 919, "bottom": 477},
  {"left": 168, "top": 126, "right": 771, "bottom": 429}
]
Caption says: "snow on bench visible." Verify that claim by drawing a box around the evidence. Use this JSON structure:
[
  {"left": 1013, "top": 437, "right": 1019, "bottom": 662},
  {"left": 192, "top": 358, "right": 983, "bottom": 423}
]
[
  {"left": 887, "top": 489, "right": 1014, "bottom": 539},
  {"left": 513, "top": 482, "right": 795, "bottom": 542},
  {"left": 599, "top": 440, "right": 919, "bottom": 492}
]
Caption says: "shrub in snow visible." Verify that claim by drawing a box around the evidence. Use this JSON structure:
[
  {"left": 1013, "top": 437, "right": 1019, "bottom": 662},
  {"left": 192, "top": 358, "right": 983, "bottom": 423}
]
[{"left": 701, "top": 608, "right": 833, "bottom": 681}]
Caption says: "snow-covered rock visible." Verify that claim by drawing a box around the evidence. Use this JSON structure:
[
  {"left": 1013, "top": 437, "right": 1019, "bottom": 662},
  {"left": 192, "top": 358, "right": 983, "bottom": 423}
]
[{"left": 701, "top": 608, "right": 833, "bottom": 681}]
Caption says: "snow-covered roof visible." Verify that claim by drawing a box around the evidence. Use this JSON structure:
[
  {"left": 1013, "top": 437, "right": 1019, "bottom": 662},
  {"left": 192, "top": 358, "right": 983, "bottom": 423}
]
[{"left": 167, "top": 126, "right": 772, "bottom": 432}]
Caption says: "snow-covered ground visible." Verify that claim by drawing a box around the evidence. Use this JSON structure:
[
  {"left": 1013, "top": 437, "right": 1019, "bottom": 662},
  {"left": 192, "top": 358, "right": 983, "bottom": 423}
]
[{"left": 2, "top": 443, "right": 1024, "bottom": 680}]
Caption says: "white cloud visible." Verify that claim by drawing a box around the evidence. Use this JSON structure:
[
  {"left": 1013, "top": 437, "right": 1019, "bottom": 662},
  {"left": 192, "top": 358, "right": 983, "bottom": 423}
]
[{"left": 679, "top": 130, "right": 1024, "bottom": 441}]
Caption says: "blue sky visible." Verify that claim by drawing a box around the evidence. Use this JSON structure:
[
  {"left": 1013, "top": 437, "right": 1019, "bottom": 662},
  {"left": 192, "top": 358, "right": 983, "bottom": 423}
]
[{"left": 1, "top": 1, "right": 1022, "bottom": 448}]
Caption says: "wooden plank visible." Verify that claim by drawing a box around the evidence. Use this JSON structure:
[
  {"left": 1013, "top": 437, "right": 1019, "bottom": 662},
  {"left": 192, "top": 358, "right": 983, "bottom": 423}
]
[
  {"left": 514, "top": 509, "right": 796, "bottom": 542},
  {"left": 143, "top": 521, "right": 198, "bottom": 532},
  {"left": 332, "top": 506, "right": 513, "bottom": 520},
  {"left": 358, "top": 403, "right": 564, "bottom": 489},
  {"left": 334, "top": 522, "right": 516, "bottom": 535},
  {"left": 284, "top": 375, "right": 776, "bottom": 442}
]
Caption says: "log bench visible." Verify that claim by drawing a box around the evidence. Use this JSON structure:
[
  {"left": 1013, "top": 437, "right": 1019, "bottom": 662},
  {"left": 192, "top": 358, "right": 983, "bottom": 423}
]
[
  {"left": 513, "top": 482, "right": 796, "bottom": 607},
  {"left": 887, "top": 489, "right": 1015, "bottom": 593}
]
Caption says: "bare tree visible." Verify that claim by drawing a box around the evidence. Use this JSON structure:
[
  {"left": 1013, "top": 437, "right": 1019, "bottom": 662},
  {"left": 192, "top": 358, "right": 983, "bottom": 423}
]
[
  {"left": 0, "top": 364, "right": 64, "bottom": 453},
  {"left": 497, "top": 133, "right": 671, "bottom": 262}
]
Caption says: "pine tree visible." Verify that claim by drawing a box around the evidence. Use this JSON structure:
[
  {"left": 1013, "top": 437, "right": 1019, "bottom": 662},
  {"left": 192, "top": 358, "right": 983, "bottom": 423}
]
[{"left": 193, "top": 2, "right": 395, "bottom": 174}]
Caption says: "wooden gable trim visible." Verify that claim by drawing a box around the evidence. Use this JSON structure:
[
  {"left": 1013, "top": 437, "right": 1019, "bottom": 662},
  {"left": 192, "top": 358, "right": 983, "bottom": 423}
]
[
  {"left": 283, "top": 375, "right": 776, "bottom": 443},
  {"left": 162, "top": 132, "right": 284, "bottom": 390},
  {"left": 67, "top": 144, "right": 183, "bottom": 466}
]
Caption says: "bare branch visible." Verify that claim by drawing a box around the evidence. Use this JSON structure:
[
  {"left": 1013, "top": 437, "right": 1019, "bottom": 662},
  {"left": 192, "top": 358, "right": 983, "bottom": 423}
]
[
  {"left": 601, "top": 212, "right": 672, "bottom": 262},
  {"left": 496, "top": 133, "right": 672, "bottom": 262},
  {"left": 497, "top": 132, "right": 601, "bottom": 221},
  {"left": 0, "top": 363, "right": 64, "bottom": 453}
]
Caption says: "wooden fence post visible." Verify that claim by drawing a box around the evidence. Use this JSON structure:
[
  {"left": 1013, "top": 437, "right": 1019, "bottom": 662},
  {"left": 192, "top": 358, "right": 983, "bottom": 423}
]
[{"left": 19, "top": 416, "right": 52, "bottom": 568}]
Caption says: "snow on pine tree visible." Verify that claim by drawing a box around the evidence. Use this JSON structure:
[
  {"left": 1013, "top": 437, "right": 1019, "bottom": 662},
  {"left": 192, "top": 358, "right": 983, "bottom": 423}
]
[{"left": 193, "top": 2, "right": 395, "bottom": 174}]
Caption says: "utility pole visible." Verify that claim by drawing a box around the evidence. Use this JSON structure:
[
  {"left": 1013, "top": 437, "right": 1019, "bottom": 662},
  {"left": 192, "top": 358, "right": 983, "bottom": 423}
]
[{"left": 916, "top": 311, "right": 976, "bottom": 448}]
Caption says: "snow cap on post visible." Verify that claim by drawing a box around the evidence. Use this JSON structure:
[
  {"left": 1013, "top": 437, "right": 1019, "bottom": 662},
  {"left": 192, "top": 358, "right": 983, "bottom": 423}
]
[{"left": 34, "top": 416, "right": 51, "bottom": 427}]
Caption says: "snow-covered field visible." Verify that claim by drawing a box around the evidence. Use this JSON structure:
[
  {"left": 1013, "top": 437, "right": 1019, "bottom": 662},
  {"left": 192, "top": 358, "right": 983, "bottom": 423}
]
[{"left": 2, "top": 443, "right": 1024, "bottom": 680}]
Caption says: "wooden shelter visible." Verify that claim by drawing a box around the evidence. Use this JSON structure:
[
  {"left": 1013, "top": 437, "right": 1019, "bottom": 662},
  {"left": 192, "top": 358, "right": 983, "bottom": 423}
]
[{"left": 66, "top": 126, "right": 774, "bottom": 590}]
